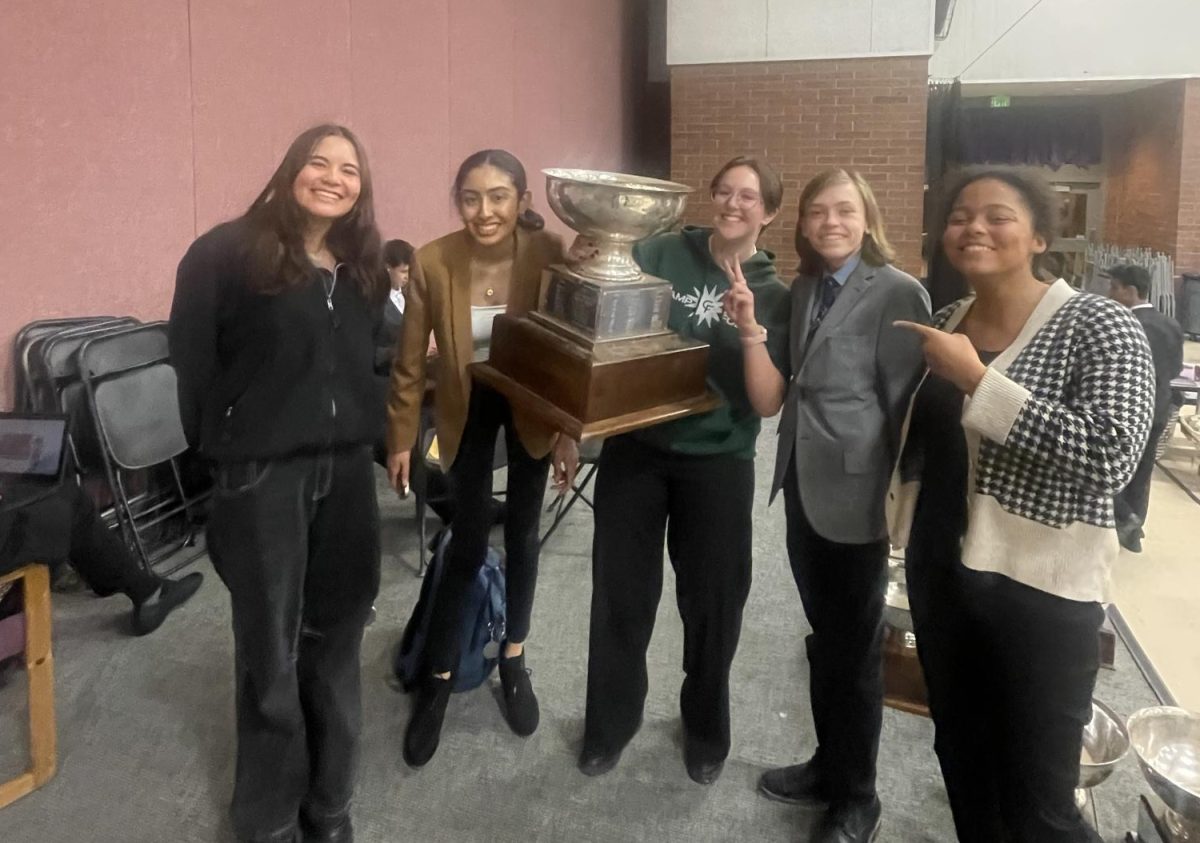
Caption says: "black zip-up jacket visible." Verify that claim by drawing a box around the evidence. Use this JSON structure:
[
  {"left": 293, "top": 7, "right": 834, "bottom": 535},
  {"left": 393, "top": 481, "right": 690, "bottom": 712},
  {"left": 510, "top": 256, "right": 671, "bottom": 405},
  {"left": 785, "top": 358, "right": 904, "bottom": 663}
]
[{"left": 168, "top": 218, "right": 386, "bottom": 462}]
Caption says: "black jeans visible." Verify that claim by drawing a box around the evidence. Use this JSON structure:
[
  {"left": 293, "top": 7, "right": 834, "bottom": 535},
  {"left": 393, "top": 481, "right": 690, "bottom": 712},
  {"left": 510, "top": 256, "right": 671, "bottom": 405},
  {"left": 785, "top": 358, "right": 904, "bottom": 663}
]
[
  {"left": 1114, "top": 418, "right": 1166, "bottom": 526},
  {"left": 1, "top": 482, "right": 159, "bottom": 602},
  {"left": 782, "top": 464, "right": 888, "bottom": 803},
  {"left": 584, "top": 435, "right": 754, "bottom": 763},
  {"left": 207, "top": 446, "right": 380, "bottom": 843},
  {"left": 906, "top": 510, "right": 1104, "bottom": 843},
  {"left": 426, "top": 383, "right": 549, "bottom": 674}
]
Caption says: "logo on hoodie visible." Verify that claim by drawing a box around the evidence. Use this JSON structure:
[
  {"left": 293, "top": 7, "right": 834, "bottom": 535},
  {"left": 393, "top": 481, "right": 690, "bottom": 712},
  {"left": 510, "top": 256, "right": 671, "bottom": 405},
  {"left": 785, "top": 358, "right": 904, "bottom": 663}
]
[{"left": 675, "top": 285, "right": 735, "bottom": 328}]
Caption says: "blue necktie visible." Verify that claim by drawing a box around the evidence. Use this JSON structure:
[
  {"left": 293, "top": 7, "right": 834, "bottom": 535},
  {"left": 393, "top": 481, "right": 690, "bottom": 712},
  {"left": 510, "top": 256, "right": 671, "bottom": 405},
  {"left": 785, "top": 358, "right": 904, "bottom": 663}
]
[{"left": 807, "top": 275, "right": 839, "bottom": 344}]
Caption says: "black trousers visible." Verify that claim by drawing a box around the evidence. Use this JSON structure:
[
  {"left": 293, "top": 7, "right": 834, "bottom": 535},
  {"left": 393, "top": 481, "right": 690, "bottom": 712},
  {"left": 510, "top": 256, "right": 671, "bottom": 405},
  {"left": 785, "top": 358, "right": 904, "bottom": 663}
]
[
  {"left": 584, "top": 435, "right": 754, "bottom": 763},
  {"left": 782, "top": 465, "right": 888, "bottom": 803},
  {"left": 207, "top": 446, "right": 380, "bottom": 843},
  {"left": 1114, "top": 418, "right": 1166, "bottom": 526},
  {"left": 426, "top": 383, "right": 549, "bottom": 674},
  {"left": 906, "top": 513, "right": 1104, "bottom": 843},
  {"left": 1, "top": 482, "right": 159, "bottom": 602}
]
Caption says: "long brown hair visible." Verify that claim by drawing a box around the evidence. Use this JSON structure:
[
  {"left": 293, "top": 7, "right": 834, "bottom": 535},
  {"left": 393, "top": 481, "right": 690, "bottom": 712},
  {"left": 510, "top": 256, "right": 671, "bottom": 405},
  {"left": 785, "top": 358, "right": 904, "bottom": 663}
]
[
  {"left": 243, "top": 124, "right": 385, "bottom": 301},
  {"left": 794, "top": 169, "right": 895, "bottom": 277}
]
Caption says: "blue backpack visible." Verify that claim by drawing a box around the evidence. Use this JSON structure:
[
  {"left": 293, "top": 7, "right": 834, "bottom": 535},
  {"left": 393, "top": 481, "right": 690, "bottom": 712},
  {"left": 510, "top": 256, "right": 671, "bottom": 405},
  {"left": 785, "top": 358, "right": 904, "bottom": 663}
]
[{"left": 394, "top": 527, "right": 506, "bottom": 693}]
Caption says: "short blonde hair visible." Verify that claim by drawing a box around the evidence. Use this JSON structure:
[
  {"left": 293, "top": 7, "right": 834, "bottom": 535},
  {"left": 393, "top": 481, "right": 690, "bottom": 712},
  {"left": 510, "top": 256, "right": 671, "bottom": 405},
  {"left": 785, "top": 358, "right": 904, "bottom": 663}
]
[{"left": 794, "top": 169, "right": 896, "bottom": 277}]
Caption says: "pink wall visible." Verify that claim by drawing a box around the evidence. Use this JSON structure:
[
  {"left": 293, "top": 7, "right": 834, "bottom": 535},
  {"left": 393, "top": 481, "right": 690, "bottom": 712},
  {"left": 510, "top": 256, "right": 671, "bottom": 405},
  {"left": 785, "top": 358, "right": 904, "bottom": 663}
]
[{"left": 0, "top": 0, "right": 634, "bottom": 406}]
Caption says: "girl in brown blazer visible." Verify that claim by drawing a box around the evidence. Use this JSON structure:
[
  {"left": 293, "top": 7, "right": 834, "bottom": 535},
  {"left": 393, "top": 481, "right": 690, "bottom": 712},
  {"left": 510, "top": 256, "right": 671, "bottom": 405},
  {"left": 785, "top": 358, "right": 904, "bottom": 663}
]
[{"left": 386, "top": 149, "right": 578, "bottom": 768}]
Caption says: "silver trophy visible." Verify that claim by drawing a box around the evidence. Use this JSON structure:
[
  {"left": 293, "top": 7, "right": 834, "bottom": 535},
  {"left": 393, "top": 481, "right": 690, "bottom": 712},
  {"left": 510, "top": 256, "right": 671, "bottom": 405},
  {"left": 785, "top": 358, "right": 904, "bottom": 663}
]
[
  {"left": 476, "top": 166, "right": 715, "bottom": 440},
  {"left": 533, "top": 168, "right": 692, "bottom": 346},
  {"left": 1076, "top": 699, "right": 1130, "bottom": 835},
  {"left": 1128, "top": 706, "right": 1200, "bottom": 841}
]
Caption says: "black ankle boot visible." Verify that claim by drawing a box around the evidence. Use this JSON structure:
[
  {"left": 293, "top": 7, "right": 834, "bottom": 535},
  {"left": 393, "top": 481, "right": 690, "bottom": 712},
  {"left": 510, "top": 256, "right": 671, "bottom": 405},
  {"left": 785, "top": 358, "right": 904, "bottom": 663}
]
[
  {"left": 403, "top": 675, "right": 452, "bottom": 768},
  {"left": 498, "top": 650, "right": 540, "bottom": 737}
]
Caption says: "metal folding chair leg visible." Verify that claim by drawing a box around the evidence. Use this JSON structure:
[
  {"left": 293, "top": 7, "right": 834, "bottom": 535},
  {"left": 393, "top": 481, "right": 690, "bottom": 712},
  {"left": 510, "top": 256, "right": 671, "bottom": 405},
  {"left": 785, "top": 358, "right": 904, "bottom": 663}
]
[{"left": 539, "top": 463, "right": 599, "bottom": 548}]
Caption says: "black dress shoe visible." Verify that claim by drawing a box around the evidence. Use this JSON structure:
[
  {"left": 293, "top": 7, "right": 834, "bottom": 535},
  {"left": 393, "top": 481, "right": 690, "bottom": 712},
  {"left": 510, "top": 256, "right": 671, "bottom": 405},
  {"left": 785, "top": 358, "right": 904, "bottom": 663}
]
[
  {"left": 813, "top": 797, "right": 882, "bottom": 843},
  {"left": 759, "top": 758, "right": 829, "bottom": 805},
  {"left": 498, "top": 650, "right": 540, "bottom": 737},
  {"left": 131, "top": 572, "right": 204, "bottom": 636},
  {"left": 578, "top": 745, "right": 622, "bottom": 777},
  {"left": 683, "top": 734, "right": 724, "bottom": 785},
  {"left": 300, "top": 813, "right": 352, "bottom": 843},
  {"left": 403, "top": 675, "right": 452, "bottom": 768}
]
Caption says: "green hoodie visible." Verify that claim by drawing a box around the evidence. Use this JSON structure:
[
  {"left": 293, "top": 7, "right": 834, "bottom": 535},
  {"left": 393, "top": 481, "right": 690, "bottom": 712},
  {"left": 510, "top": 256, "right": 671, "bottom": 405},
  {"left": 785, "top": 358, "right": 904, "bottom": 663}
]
[{"left": 629, "top": 226, "right": 789, "bottom": 460}]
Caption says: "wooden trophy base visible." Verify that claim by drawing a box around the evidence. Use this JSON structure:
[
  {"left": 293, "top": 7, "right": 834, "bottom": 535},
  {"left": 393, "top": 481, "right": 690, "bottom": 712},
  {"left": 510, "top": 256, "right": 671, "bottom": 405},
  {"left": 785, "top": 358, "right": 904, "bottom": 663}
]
[
  {"left": 880, "top": 621, "right": 1115, "bottom": 720},
  {"left": 472, "top": 313, "right": 720, "bottom": 441},
  {"left": 882, "top": 624, "right": 930, "bottom": 717}
]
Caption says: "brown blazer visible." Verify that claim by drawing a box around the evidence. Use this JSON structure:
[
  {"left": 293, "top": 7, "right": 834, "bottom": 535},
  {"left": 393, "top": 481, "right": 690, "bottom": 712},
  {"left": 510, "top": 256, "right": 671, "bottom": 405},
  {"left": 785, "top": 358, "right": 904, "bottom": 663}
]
[{"left": 385, "top": 226, "right": 564, "bottom": 469}]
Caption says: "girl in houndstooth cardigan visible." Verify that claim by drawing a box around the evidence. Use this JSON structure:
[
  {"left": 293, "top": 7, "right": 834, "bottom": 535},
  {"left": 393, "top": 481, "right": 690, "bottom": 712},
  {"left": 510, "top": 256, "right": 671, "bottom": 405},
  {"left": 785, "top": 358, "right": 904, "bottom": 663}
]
[{"left": 889, "top": 168, "right": 1154, "bottom": 843}]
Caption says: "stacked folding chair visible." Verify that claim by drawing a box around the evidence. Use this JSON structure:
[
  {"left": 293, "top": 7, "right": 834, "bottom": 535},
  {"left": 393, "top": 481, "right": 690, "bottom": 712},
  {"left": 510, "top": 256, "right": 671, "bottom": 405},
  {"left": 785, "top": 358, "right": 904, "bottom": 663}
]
[
  {"left": 77, "top": 323, "right": 209, "bottom": 575},
  {"left": 10, "top": 317, "right": 209, "bottom": 576}
]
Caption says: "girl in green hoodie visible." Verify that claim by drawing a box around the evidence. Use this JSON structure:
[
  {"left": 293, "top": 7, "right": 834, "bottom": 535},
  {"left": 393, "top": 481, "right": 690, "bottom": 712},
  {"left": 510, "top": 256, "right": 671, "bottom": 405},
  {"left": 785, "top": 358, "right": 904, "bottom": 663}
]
[{"left": 580, "top": 156, "right": 790, "bottom": 784}]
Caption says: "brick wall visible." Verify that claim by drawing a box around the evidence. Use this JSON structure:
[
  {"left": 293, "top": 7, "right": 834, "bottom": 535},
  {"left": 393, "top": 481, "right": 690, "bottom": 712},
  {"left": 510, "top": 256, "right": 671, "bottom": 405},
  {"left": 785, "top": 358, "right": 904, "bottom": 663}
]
[
  {"left": 1176, "top": 79, "right": 1200, "bottom": 273},
  {"left": 1103, "top": 81, "right": 1184, "bottom": 258},
  {"left": 1103, "top": 78, "right": 1200, "bottom": 273},
  {"left": 670, "top": 57, "right": 929, "bottom": 277}
]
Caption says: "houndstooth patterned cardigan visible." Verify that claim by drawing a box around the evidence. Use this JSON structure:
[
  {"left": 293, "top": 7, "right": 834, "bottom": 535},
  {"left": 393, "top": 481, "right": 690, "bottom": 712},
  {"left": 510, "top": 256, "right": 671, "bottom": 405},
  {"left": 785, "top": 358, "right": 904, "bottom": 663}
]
[{"left": 887, "top": 279, "right": 1154, "bottom": 603}]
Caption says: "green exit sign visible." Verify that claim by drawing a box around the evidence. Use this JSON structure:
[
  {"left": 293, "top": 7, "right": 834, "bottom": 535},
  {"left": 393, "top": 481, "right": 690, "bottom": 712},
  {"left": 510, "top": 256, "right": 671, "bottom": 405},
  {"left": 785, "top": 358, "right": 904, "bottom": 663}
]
[{"left": 990, "top": 95, "right": 1011, "bottom": 108}]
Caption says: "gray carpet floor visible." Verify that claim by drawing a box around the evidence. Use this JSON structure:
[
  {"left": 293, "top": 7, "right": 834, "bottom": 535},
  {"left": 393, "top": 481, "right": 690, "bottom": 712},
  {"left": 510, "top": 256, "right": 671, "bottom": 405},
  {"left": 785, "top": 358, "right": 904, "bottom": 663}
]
[{"left": 0, "top": 417, "right": 1164, "bottom": 842}]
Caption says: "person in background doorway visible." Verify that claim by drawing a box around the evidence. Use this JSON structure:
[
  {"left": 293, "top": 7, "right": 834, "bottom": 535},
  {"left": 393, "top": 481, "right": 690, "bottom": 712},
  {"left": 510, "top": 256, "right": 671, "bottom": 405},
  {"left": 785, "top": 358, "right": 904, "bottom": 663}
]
[{"left": 1105, "top": 263, "right": 1185, "bottom": 552}]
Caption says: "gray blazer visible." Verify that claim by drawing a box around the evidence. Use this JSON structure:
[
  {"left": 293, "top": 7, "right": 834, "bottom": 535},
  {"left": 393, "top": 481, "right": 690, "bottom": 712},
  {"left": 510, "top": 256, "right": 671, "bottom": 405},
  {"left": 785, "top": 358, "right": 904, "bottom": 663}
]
[{"left": 771, "top": 260, "right": 930, "bottom": 544}]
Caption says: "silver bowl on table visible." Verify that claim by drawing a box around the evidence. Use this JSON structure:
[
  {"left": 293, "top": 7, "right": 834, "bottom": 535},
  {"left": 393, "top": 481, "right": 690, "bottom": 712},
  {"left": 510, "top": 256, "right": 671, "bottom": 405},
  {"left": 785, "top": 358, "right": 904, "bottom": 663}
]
[
  {"left": 883, "top": 557, "right": 915, "bottom": 644},
  {"left": 1128, "top": 706, "right": 1200, "bottom": 840},
  {"left": 1075, "top": 699, "right": 1130, "bottom": 830}
]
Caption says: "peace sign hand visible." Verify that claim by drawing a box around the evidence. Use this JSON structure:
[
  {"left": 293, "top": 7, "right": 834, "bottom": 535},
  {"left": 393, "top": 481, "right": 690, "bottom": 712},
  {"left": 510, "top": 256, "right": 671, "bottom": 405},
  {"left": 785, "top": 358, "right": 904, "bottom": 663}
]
[
  {"left": 721, "top": 260, "right": 759, "bottom": 337},
  {"left": 893, "top": 321, "right": 989, "bottom": 394}
]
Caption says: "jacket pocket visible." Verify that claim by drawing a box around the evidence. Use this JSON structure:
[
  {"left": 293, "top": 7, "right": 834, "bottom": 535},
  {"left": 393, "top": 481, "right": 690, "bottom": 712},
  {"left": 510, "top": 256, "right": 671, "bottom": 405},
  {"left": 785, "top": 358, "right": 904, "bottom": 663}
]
[
  {"left": 843, "top": 444, "right": 885, "bottom": 475},
  {"left": 214, "top": 459, "right": 273, "bottom": 496}
]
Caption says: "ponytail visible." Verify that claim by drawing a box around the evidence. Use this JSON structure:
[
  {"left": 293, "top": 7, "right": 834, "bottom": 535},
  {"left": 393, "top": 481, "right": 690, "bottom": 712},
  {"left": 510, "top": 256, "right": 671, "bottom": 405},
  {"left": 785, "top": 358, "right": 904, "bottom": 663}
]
[{"left": 517, "top": 208, "right": 545, "bottom": 231}]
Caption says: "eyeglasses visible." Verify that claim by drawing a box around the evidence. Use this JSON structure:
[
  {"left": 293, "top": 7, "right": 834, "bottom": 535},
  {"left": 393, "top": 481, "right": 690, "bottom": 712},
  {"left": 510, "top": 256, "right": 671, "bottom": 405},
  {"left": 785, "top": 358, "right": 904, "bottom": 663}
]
[{"left": 712, "top": 187, "right": 763, "bottom": 208}]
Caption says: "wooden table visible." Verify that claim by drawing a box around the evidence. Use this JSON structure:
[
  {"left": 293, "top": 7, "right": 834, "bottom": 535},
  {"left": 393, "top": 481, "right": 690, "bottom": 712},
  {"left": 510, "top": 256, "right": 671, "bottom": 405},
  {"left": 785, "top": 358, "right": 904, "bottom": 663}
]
[{"left": 0, "top": 564, "right": 56, "bottom": 809}]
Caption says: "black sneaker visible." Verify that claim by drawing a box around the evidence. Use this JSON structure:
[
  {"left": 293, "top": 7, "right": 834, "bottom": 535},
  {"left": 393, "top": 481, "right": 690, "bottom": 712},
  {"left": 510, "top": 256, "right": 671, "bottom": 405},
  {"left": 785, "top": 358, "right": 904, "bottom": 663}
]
[
  {"left": 403, "top": 675, "right": 452, "bottom": 768},
  {"left": 498, "top": 650, "right": 540, "bottom": 737},
  {"left": 131, "top": 572, "right": 203, "bottom": 636}
]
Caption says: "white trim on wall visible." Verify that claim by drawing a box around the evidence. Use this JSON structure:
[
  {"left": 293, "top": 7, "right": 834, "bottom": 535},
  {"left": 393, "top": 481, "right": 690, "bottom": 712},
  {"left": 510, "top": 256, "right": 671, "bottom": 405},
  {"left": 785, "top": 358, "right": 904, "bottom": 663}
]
[{"left": 666, "top": 0, "right": 935, "bottom": 67}]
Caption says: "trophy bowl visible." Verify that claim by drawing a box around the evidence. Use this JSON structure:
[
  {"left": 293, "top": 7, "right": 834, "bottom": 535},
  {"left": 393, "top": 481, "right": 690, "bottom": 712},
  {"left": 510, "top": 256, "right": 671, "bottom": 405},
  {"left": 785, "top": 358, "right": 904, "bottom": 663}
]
[
  {"left": 543, "top": 168, "right": 692, "bottom": 283},
  {"left": 1079, "top": 699, "right": 1130, "bottom": 790},
  {"left": 883, "top": 556, "right": 914, "bottom": 635},
  {"left": 1128, "top": 706, "right": 1200, "bottom": 839}
]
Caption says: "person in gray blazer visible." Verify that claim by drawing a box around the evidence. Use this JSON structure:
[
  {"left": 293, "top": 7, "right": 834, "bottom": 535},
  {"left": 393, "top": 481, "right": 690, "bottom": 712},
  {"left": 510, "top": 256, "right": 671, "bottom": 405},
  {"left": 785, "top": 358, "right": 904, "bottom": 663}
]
[{"left": 727, "top": 169, "right": 929, "bottom": 843}]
